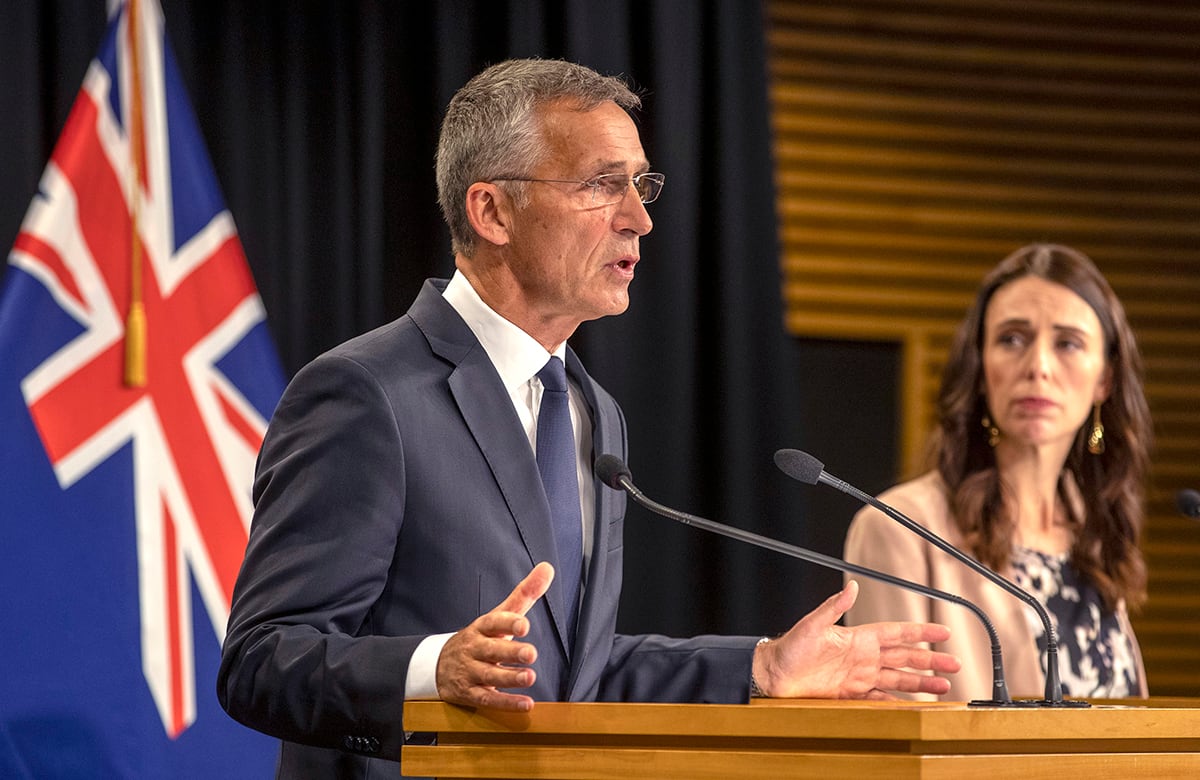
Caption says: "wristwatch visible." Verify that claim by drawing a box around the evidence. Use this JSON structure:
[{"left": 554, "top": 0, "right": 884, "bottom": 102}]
[{"left": 750, "top": 636, "right": 770, "bottom": 698}]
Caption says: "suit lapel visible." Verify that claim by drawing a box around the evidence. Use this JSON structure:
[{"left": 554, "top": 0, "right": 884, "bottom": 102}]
[
  {"left": 410, "top": 280, "right": 575, "bottom": 656},
  {"left": 563, "top": 348, "right": 620, "bottom": 697}
]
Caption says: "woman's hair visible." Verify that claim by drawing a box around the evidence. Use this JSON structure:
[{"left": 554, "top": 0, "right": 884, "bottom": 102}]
[
  {"left": 935, "top": 243, "right": 1151, "bottom": 610},
  {"left": 436, "top": 58, "right": 641, "bottom": 257}
]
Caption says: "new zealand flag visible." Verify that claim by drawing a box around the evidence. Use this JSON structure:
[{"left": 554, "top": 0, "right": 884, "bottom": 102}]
[{"left": 1, "top": 1, "right": 282, "bottom": 776}]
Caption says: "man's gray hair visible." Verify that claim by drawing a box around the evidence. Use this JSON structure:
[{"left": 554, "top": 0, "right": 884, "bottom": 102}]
[{"left": 436, "top": 59, "right": 641, "bottom": 257}]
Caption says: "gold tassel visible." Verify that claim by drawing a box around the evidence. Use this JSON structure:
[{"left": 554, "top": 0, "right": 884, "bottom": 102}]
[{"left": 124, "top": 301, "right": 146, "bottom": 387}]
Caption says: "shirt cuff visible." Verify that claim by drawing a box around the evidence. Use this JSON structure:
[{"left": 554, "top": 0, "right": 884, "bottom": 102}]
[{"left": 404, "top": 632, "right": 454, "bottom": 700}]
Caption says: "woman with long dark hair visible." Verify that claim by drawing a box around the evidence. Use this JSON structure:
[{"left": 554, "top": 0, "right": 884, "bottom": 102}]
[{"left": 844, "top": 243, "right": 1151, "bottom": 700}]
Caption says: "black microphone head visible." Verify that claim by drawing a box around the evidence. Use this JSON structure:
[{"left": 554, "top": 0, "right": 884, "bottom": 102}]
[
  {"left": 773, "top": 448, "right": 825, "bottom": 485},
  {"left": 1178, "top": 489, "right": 1200, "bottom": 519},
  {"left": 594, "top": 454, "right": 632, "bottom": 489}
]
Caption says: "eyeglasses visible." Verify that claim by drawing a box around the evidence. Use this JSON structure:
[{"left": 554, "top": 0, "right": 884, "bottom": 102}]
[{"left": 490, "top": 172, "right": 665, "bottom": 206}]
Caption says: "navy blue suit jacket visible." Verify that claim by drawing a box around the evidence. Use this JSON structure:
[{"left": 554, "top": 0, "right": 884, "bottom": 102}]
[{"left": 218, "top": 279, "right": 756, "bottom": 778}]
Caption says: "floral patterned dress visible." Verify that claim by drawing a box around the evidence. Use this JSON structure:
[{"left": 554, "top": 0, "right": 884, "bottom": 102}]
[{"left": 1010, "top": 546, "right": 1140, "bottom": 697}]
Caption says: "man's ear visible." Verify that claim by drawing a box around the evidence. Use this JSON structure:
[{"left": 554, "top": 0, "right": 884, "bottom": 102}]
[{"left": 465, "top": 182, "right": 511, "bottom": 247}]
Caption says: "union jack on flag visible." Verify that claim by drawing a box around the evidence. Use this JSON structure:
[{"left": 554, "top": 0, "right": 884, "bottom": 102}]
[{"left": 0, "top": 1, "right": 280, "bottom": 776}]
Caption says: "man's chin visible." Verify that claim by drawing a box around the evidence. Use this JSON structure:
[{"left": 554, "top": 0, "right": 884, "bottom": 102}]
[
  {"left": 580, "top": 297, "right": 630, "bottom": 323},
  {"left": 604, "top": 294, "right": 631, "bottom": 317}
]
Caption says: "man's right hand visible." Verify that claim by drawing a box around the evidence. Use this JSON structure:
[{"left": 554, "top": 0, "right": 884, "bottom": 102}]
[{"left": 435, "top": 561, "right": 555, "bottom": 711}]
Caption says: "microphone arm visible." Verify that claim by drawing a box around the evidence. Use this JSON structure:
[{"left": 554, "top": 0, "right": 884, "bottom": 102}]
[
  {"left": 594, "top": 454, "right": 1015, "bottom": 706},
  {"left": 774, "top": 448, "right": 1088, "bottom": 708}
]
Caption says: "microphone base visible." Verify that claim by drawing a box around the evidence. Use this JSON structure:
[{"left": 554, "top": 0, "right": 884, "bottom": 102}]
[
  {"left": 1029, "top": 698, "right": 1092, "bottom": 708},
  {"left": 968, "top": 699, "right": 1040, "bottom": 708}
]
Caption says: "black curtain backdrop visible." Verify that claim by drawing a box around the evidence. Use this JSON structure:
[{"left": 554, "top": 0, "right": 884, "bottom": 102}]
[{"left": 1, "top": 1, "right": 898, "bottom": 642}]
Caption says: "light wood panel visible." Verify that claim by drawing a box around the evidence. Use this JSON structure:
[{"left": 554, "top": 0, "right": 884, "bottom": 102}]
[
  {"left": 766, "top": 0, "right": 1200, "bottom": 695},
  {"left": 402, "top": 699, "right": 1200, "bottom": 779}
]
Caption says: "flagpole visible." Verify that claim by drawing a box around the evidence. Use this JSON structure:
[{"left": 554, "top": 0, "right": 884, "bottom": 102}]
[{"left": 124, "top": 0, "right": 147, "bottom": 387}]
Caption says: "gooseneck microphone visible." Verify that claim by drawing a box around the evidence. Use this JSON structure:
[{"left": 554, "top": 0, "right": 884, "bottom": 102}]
[
  {"left": 594, "top": 454, "right": 1016, "bottom": 706},
  {"left": 1178, "top": 489, "right": 1200, "bottom": 519},
  {"left": 774, "top": 448, "right": 1088, "bottom": 708}
]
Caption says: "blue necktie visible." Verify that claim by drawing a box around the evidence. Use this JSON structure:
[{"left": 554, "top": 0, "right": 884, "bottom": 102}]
[{"left": 535, "top": 356, "right": 582, "bottom": 650}]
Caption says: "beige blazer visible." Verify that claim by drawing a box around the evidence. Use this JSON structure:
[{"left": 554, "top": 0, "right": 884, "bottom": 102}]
[{"left": 842, "top": 471, "right": 1147, "bottom": 702}]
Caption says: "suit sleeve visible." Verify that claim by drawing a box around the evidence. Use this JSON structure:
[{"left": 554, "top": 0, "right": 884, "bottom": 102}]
[
  {"left": 599, "top": 634, "right": 759, "bottom": 704},
  {"left": 217, "top": 353, "right": 418, "bottom": 759}
]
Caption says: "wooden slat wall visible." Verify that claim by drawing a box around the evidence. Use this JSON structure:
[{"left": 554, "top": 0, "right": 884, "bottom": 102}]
[{"left": 765, "top": 0, "right": 1200, "bottom": 695}]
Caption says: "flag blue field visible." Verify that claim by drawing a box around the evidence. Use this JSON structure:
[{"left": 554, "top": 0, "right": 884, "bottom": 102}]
[{"left": 1, "top": 1, "right": 283, "bottom": 776}]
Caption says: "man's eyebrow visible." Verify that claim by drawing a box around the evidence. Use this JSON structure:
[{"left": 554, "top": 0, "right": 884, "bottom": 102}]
[{"left": 591, "top": 159, "right": 651, "bottom": 173}]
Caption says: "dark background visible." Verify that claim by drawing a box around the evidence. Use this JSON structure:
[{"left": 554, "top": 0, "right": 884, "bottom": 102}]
[{"left": 0, "top": 0, "right": 898, "bottom": 641}]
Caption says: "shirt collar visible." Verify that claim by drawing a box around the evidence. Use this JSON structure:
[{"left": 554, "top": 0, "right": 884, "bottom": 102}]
[{"left": 443, "top": 270, "right": 565, "bottom": 391}]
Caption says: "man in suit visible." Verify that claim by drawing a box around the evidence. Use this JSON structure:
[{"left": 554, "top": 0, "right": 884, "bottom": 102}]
[{"left": 218, "top": 58, "right": 960, "bottom": 778}]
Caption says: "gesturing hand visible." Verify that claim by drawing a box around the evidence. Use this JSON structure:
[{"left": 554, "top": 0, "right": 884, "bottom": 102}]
[
  {"left": 435, "top": 562, "right": 555, "bottom": 712},
  {"left": 753, "top": 580, "right": 961, "bottom": 700}
]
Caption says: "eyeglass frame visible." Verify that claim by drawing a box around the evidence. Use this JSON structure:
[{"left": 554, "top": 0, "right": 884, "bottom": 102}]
[{"left": 487, "top": 172, "right": 665, "bottom": 205}]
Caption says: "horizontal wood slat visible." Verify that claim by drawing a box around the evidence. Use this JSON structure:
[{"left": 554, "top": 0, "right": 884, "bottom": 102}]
[{"left": 767, "top": 0, "right": 1200, "bottom": 696}]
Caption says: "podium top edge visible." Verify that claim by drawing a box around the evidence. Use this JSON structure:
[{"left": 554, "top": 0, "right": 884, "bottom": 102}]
[{"left": 402, "top": 697, "right": 1200, "bottom": 741}]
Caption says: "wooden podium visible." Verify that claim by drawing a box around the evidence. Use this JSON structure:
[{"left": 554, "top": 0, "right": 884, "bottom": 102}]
[{"left": 402, "top": 697, "right": 1200, "bottom": 779}]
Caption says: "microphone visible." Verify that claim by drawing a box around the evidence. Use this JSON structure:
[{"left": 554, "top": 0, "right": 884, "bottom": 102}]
[
  {"left": 773, "top": 448, "right": 1088, "bottom": 707},
  {"left": 1178, "top": 489, "right": 1200, "bottom": 519},
  {"left": 594, "top": 454, "right": 1017, "bottom": 706}
]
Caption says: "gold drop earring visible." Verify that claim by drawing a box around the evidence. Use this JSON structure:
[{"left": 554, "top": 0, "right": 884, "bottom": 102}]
[
  {"left": 981, "top": 413, "right": 1000, "bottom": 448},
  {"left": 1087, "top": 402, "right": 1105, "bottom": 455}
]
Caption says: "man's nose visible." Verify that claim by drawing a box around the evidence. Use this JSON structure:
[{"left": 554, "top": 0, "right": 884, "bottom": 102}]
[{"left": 614, "top": 185, "right": 653, "bottom": 236}]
